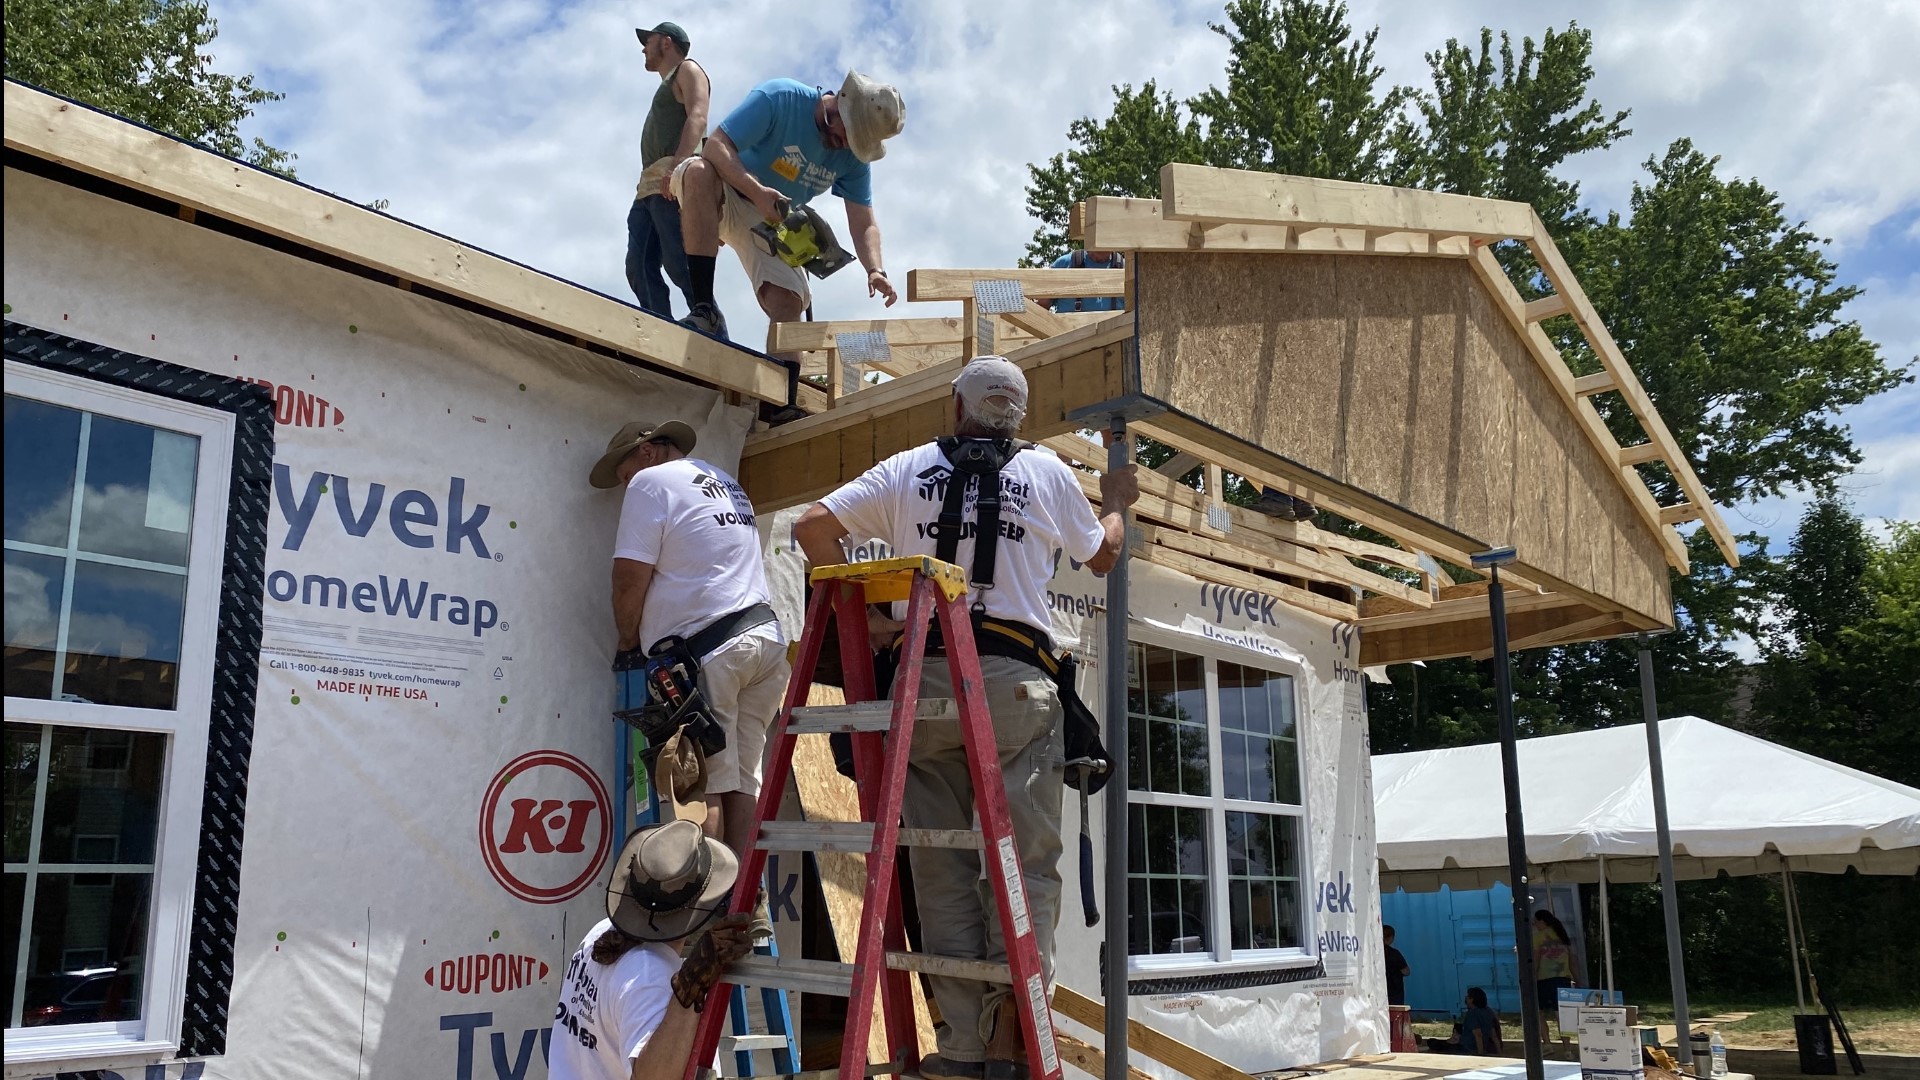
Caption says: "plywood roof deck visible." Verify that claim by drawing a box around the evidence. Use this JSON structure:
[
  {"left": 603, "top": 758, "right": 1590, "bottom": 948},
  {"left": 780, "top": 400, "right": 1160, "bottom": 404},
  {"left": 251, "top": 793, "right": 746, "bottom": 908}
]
[
  {"left": 740, "top": 164, "right": 1738, "bottom": 666},
  {"left": 2, "top": 79, "right": 800, "bottom": 409}
]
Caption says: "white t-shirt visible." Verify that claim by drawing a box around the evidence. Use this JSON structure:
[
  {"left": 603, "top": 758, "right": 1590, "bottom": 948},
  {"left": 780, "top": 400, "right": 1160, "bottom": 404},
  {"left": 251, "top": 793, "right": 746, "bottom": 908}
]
[
  {"left": 546, "top": 918, "right": 681, "bottom": 1080},
  {"left": 819, "top": 442, "right": 1107, "bottom": 633},
  {"left": 615, "top": 457, "right": 781, "bottom": 653}
]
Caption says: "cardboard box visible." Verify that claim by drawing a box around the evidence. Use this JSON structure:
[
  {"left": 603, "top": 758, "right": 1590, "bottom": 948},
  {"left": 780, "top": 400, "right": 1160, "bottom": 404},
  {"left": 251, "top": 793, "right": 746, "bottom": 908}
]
[
  {"left": 1580, "top": 1007, "right": 1645, "bottom": 1080},
  {"left": 1561, "top": 987, "right": 1628, "bottom": 1032}
]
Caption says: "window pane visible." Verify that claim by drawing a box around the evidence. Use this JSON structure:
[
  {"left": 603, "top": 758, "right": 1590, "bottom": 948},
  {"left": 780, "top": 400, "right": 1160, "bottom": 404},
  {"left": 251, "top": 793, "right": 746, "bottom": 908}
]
[
  {"left": 1222, "top": 732, "right": 1250, "bottom": 801},
  {"left": 1125, "top": 643, "right": 1146, "bottom": 716},
  {"left": 1247, "top": 734, "right": 1276, "bottom": 803},
  {"left": 3, "top": 396, "right": 82, "bottom": 546},
  {"left": 1146, "top": 804, "right": 1176, "bottom": 875},
  {"left": 1216, "top": 663, "right": 1245, "bottom": 731},
  {"left": 1149, "top": 878, "right": 1181, "bottom": 954},
  {"left": 21, "top": 872, "right": 151, "bottom": 1026},
  {"left": 1174, "top": 807, "right": 1207, "bottom": 876},
  {"left": 1170, "top": 652, "right": 1205, "bottom": 727},
  {"left": 59, "top": 561, "right": 187, "bottom": 710},
  {"left": 1229, "top": 880, "right": 1251, "bottom": 951},
  {"left": 77, "top": 414, "right": 198, "bottom": 566},
  {"left": 5, "top": 724, "right": 41, "bottom": 862},
  {"left": 3, "top": 873, "right": 21, "bottom": 1025},
  {"left": 1143, "top": 719, "right": 1177, "bottom": 794},
  {"left": 1178, "top": 880, "right": 1210, "bottom": 953},
  {"left": 1266, "top": 672, "right": 1295, "bottom": 739},
  {"left": 1224, "top": 810, "right": 1248, "bottom": 876},
  {"left": 1175, "top": 720, "right": 1209, "bottom": 797},
  {"left": 40, "top": 727, "right": 166, "bottom": 863},
  {"left": 1127, "top": 708, "right": 1150, "bottom": 793},
  {"left": 1271, "top": 736, "right": 1301, "bottom": 806},
  {"left": 1127, "top": 803, "right": 1147, "bottom": 875},
  {"left": 1128, "top": 878, "right": 1150, "bottom": 954},
  {"left": 3, "top": 549, "right": 66, "bottom": 701}
]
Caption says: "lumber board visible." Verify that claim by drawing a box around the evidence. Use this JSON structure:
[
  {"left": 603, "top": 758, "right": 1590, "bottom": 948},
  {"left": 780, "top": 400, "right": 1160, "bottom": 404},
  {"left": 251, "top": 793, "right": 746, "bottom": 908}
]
[
  {"left": 1051, "top": 984, "right": 1259, "bottom": 1080},
  {"left": 1131, "top": 519, "right": 1426, "bottom": 608},
  {"left": 1659, "top": 502, "right": 1701, "bottom": 526},
  {"left": 1573, "top": 371, "right": 1617, "bottom": 396},
  {"left": 772, "top": 316, "right": 971, "bottom": 353},
  {"left": 1469, "top": 610, "right": 1624, "bottom": 659},
  {"left": 1362, "top": 601, "right": 1637, "bottom": 666},
  {"left": 907, "top": 268, "right": 1126, "bottom": 302},
  {"left": 1159, "top": 163, "right": 1535, "bottom": 241},
  {"left": 2, "top": 81, "right": 792, "bottom": 405},
  {"left": 1056, "top": 1031, "right": 1155, "bottom": 1080},
  {"left": 1082, "top": 195, "right": 1473, "bottom": 257},
  {"left": 1155, "top": 451, "right": 1205, "bottom": 479},
  {"left": 1525, "top": 214, "right": 1737, "bottom": 566},
  {"left": 1618, "top": 443, "right": 1665, "bottom": 467},
  {"left": 792, "top": 684, "right": 936, "bottom": 1061},
  {"left": 1361, "top": 584, "right": 1583, "bottom": 633},
  {"left": 1003, "top": 298, "right": 1078, "bottom": 339},
  {"left": 1524, "top": 294, "right": 1570, "bottom": 322}
]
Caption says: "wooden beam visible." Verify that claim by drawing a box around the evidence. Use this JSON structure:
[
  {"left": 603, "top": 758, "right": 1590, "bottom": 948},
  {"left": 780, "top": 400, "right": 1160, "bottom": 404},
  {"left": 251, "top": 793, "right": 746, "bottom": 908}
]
[
  {"left": 1524, "top": 294, "right": 1570, "bottom": 322},
  {"left": 1362, "top": 603, "right": 1642, "bottom": 667},
  {"left": 1003, "top": 298, "right": 1078, "bottom": 339},
  {"left": 1618, "top": 443, "right": 1666, "bottom": 467},
  {"left": 1055, "top": 1032, "right": 1154, "bottom": 1080},
  {"left": 1526, "top": 214, "right": 1738, "bottom": 567},
  {"left": 1159, "top": 163, "right": 1536, "bottom": 241},
  {"left": 906, "top": 268, "right": 1125, "bottom": 302},
  {"left": 1659, "top": 502, "right": 1701, "bottom": 526},
  {"left": 1082, "top": 195, "right": 1474, "bottom": 257},
  {"left": 1155, "top": 451, "right": 1204, "bottom": 478},
  {"left": 2, "top": 81, "right": 794, "bottom": 405},
  {"left": 1573, "top": 371, "right": 1617, "bottom": 396},
  {"left": 1361, "top": 587, "right": 1586, "bottom": 633},
  {"left": 770, "top": 316, "right": 968, "bottom": 353},
  {"left": 1131, "top": 519, "right": 1428, "bottom": 609},
  {"left": 1052, "top": 985, "right": 1260, "bottom": 1080},
  {"left": 1468, "top": 611, "right": 1626, "bottom": 661}
]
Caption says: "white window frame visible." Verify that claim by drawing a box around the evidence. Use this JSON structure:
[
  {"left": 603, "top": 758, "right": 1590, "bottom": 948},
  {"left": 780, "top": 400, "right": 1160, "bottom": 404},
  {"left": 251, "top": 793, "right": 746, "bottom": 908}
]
[
  {"left": 4, "top": 359, "right": 234, "bottom": 1067},
  {"left": 1124, "top": 622, "right": 1319, "bottom": 978}
]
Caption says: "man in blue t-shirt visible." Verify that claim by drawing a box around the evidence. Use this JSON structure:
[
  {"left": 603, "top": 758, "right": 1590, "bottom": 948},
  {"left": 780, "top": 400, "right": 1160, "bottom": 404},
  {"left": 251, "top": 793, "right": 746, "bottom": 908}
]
[
  {"left": 670, "top": 70, "right": 905, "bottom": 344},
  {"left": 1047, "top": 248, "right": 1125, "bottom": 313}
]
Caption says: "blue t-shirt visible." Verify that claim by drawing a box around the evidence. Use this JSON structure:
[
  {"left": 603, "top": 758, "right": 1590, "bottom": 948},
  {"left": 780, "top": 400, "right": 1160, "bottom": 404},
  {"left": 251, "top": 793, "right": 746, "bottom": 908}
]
[
  {"left": 1048, "top": 251, "right": 1125, "bottom": 312},
  {"left": 1461, "top": 1006, "right": 1503, "bottom": 1054},
  {"left": 718, "top": 79, "right": 873, "bottom": 207}
]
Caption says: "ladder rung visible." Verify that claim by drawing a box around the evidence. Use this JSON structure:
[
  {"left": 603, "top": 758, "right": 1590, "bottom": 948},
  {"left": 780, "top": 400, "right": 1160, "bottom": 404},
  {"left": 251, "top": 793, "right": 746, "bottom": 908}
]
[
  {"left": 757, "top": 822, "right": 983, "bottom": 853},
  {"left": 786, "top": 697, "right": 958, "bottom": 734},
  {"left": 885, "top": 951, "right": 1013, "bottom": 984},
  {"left": 719, "top": 1033, "right": 791, "bottom": 1052},
  {"left": 700, "top": 1060, "right": 905, "bottom": 1080},
  {"left": 726, "top": 954, "right": 854, "bottom": 996}
]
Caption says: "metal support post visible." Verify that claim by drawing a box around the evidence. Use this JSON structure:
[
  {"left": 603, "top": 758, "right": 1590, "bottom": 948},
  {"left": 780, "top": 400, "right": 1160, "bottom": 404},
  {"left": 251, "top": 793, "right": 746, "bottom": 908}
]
[
  {"left": 1639, "top": 639, "right": 1693, "bottom": 1067},
  {"left": 1478, "top": 551, "right": 1544, "bottom": 1080},
  {"left": 1103, "top": 416, "right": 1133, "bottom": 1080},
  {"left": 1600, "top": 855, "right": 1615, "bottom": 994}
]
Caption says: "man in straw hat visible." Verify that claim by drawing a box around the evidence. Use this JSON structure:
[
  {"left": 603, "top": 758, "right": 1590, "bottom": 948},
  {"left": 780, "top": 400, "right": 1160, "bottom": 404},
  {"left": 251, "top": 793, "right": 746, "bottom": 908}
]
[
  {"left": 669, "top": 70, "right": 905, "bottom": 344},
  {"left": 547, "top": 818, "right": 756, "bottom": 1080},
  {"left": 591, "top": 418, "right": 787, "bottom": 875},
  {"left": 792, "top": 357, "right": 1139, "bottom": 1078}
]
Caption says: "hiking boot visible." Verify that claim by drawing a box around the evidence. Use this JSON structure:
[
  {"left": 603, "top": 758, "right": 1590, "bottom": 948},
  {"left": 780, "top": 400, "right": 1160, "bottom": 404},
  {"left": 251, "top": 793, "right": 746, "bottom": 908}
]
[
  {"left": 679, "top": 301, "right": 730, "bottom": 341},
  {"left": 983, "top": 997, "right": 1031, "bottom": 1080},
  {"left": 916, "top": 1055, "right": 985, "bottom": 1079},
  {"left": 749, "top": 887, "right": 773, "bottom": 942}
]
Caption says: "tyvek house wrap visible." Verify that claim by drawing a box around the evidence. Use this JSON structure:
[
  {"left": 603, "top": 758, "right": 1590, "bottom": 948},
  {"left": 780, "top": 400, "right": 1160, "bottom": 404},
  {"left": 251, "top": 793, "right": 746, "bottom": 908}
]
[{"left": 4, "top": 167, "right": 750, "bottom": 1080}]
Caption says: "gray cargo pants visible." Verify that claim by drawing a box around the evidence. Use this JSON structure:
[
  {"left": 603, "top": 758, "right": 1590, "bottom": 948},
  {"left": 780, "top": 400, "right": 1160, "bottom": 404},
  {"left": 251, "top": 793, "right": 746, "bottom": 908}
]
[{"left": 903, "top": 653, "right": 1065, "bottom": 1063}]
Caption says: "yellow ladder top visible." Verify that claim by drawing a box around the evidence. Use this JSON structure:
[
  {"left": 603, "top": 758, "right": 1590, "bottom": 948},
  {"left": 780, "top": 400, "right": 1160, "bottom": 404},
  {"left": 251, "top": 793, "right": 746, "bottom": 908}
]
[{"left": 809, "top": 556, "right": 969, "bottom": 603}]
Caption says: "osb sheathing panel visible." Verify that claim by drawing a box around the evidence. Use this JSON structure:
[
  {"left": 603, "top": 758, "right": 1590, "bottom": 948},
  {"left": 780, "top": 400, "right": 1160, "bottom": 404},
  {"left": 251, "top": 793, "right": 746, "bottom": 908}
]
[{"left": 1135, "top": 251, "right": 1671, "bottom": 625}]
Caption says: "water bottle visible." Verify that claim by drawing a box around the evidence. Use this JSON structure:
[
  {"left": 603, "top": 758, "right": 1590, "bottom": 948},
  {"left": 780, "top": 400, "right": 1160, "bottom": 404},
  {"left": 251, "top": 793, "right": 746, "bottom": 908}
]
[{"left": 1709, "top": 1031, "right": 1728, "bottom": 1077}]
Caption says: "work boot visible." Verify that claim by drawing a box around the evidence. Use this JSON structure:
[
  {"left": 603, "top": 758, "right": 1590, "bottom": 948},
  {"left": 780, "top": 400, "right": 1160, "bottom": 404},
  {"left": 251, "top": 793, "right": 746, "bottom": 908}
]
[
  {"left": 749, "top": 887, "right": 773, "bottom": 942},
  {"left": 679, "top": 301, "right": 730, "bottom": 341},
  {"left": 916, "top": 1055, "right": 985, "bottom": 1079},
  {"left": 983, "top": 997, "right": 1031, "bottom": 1080}
]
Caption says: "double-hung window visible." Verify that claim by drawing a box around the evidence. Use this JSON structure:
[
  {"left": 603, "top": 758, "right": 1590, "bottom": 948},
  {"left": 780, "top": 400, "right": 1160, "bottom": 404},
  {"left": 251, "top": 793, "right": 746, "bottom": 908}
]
[
  {"left": 1125, "top": 632, "right": 1313, "bottom": 974},
  {"left": 4, "top": 359, "right": 234, "bottom": 1065}
]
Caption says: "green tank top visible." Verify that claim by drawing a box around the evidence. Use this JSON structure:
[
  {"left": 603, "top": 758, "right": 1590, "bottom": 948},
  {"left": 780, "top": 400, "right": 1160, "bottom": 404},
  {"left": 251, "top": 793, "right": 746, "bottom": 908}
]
[{"left": 640, "top": 62, "right": 687, "bottom": 168}]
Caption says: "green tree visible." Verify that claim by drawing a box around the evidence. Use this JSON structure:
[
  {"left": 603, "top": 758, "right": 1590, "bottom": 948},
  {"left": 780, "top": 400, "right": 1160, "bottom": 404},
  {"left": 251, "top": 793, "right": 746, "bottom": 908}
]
[
  {"left": 4, "top": 0, "right": 294, "bottom": 174},
  {"left": 1023, "top": 82, "right": 1202, "bottom": 265}
]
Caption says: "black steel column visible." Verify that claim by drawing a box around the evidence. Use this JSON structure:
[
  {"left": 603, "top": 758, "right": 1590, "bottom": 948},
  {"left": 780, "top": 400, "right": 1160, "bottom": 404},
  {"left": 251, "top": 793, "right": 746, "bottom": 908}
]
[
  {"left": 1103, "top": 416, "right": 1133, "bottom": 1078},
  {"left": 1484, "top": 557, "right": 1544, "bottom": 1080},
  {"left": 1639, "top": 640, "right": 1694, "bottom": 1067}
]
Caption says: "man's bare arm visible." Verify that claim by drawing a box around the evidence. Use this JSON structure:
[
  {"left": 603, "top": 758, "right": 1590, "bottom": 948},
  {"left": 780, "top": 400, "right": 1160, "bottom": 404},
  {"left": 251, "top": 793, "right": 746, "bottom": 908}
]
[
  {"left": 699, "top": 130, "right": 782, "bottom": 222},
  {"left": 793, "top": 504, "right": 851, "bottom": 569},
  {"left": 671, "top": 60, "right": 710, "bottom": 164},
  {"left": 613, "top": 558, "right": 657, "bottom": 652},
  {"left": 844, "top": 201, "right": 896, "bottom": 305}
]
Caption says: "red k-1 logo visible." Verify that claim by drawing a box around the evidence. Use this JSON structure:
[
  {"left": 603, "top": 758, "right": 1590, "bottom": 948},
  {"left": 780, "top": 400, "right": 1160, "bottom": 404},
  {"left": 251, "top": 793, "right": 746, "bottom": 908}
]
[{"left": 480, "top": 750, "right": 611, "bottom": 904}]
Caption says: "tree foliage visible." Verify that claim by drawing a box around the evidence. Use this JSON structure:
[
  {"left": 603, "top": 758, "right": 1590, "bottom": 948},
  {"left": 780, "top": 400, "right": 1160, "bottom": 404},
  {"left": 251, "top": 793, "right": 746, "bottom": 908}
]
[{"left": 4, "top": 0, "right": 294, "bottom": 174}]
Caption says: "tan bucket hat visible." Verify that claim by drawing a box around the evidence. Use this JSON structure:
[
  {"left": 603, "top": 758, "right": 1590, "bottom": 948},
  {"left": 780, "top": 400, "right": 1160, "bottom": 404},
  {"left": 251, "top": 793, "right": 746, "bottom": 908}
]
[
  {"left": 589, "top": 419, "right": 697, "bottom": 489},
  {"left": 838, "top": 71, "right": 905, "bottom": 163},
  {"left": 606, "top": 819, "right": 738, "bottom": 942},
  {"left": 653, "top": 728, "right": 710, "bottom": 825}
]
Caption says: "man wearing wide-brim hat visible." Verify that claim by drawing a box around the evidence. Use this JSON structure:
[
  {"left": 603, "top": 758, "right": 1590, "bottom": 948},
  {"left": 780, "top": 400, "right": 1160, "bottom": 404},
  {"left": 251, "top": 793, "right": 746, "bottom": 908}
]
[
  {"left": 669, "top": 69, "right": 906, "bottom": 347},
  {"left": 591, "top": 419, "right": 788, "bottom": 882},
  {"left": 546, "top": 820, "right": 755, "bottom": 1080}
]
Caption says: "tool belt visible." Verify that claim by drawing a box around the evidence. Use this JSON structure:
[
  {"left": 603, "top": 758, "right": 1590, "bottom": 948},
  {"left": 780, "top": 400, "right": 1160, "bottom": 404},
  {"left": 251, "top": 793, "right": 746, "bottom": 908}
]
[{"left": 613, "top": 603, "right": 777, "bottom": 768}]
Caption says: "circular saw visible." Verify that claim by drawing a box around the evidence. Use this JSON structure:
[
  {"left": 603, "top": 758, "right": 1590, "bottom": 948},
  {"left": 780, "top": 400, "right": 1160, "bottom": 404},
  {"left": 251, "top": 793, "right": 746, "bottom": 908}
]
[{"left": 749, "top": 198, "right": 856, "bottom": 280}]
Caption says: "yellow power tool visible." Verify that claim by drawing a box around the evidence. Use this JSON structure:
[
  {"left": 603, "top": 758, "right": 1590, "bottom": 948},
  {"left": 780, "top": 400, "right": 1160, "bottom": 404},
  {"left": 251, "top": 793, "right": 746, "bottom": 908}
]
[{"left": 749, "top": 197, "right": 856, "bottom": 279}]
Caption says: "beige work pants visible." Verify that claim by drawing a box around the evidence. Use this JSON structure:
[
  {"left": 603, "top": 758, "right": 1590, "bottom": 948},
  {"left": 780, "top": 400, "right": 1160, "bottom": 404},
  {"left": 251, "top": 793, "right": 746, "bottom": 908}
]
[{"left": 902, "top": 654, "right": 1065, "bottom": 1063}]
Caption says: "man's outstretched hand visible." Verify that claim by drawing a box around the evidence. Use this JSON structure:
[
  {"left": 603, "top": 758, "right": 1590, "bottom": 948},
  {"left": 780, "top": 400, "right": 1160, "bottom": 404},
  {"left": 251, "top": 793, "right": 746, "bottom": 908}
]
[
  {"left": 1099, "top": 463, "right": 1140, "bottom": 511},
  {"left": 671, "top": 913, "right": 755, "bottom": 1010},
  {"left": 868, "top": 270, "right": 898, "bottom": 306}
]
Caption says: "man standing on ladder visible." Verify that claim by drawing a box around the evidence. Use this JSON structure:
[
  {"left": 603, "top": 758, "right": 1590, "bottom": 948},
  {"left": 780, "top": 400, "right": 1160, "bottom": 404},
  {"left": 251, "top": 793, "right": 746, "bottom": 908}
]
[
  {"left": 591, "top": 419, "right": 788, "bottom": 918},
  {"left": 793, "top": 358, "right": 1138, "bottom": 1078}
]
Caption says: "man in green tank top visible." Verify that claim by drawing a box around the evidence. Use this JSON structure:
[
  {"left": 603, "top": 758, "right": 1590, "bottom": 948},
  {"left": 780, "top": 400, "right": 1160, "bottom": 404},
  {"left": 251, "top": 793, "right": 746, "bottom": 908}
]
[{"left": 626, "top": 22, "right": 709, "bottom": 319}]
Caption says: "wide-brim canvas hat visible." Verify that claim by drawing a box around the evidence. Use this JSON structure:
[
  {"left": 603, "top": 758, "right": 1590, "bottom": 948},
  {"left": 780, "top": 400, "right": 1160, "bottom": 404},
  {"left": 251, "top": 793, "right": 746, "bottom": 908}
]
[
  {"left": 654, "top": 728, "right": 709, "bottom": 824},
  {"left": 589, "top": 419, "right": 697, "bottom": 488},
  {"left": 606, "top": 819, "right": 738, "bottom": 942},
  {"left": 838, "top": 70, "right": 905, "bottom": 164}
]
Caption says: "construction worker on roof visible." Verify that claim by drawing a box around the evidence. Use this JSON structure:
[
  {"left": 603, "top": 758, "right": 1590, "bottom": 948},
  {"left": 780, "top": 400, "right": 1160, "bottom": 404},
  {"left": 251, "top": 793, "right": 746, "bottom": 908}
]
[
  {"left": 793, "top": 358, "right": 1140, "bottom": 1079},
  {"left": 1047, "top": 247, "right": 1125, "bottom": 314},
  {"left": 668, "top": 71, "right": 905, "bottom": 345},
  {"left": 589, "top": 419, "right": 788, "bottom": 935},
  {"left": 625, "top": 21, "right": 709, "bottom": 319}
]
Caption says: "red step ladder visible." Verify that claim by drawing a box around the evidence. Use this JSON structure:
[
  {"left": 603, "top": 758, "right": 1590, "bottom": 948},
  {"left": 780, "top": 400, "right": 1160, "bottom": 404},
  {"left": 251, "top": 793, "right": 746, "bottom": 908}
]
[{"left": 684, "top": 556, "right": 1063, "bottom": 1080}]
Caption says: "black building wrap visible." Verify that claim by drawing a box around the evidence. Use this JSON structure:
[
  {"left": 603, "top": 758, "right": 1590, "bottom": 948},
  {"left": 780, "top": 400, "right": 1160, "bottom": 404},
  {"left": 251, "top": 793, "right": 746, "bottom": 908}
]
[{"left": 5, "top": 321, "right": 274, "bottom": 1062}]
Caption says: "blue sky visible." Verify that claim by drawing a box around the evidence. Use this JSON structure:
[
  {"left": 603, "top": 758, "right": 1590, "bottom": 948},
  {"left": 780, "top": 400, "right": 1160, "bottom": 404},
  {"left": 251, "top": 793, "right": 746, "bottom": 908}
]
[{"left": 208, "top": 0, "right": 1917, "bottom": 556}]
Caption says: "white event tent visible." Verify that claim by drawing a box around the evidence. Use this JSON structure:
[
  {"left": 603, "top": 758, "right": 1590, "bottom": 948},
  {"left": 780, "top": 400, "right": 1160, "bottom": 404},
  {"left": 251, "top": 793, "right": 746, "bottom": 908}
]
[{"left": 1374, "top": 715, "right": 1920, "bottom": 892}]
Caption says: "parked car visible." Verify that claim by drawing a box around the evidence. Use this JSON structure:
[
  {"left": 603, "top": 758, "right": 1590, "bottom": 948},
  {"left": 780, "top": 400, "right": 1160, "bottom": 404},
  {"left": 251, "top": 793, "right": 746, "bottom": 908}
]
[{"left": 22, "top": 966, "right": 135, "bottom": 1025}]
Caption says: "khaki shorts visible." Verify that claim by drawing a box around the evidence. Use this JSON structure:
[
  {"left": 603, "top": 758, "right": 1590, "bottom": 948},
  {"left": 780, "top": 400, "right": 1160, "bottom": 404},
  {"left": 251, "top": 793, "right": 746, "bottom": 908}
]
[
  {"left": 671, "top": 158, "right": 811, "bottom": 306},
  {"left": 696, "top": 626, "right": 791, "bottom": 797}
]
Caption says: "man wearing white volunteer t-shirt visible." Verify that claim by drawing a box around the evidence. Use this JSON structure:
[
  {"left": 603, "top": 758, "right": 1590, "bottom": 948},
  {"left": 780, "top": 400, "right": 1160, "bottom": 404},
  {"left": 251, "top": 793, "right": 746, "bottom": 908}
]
[
  {"left": 590, "top": 419, "right": 790, "bottom": 867},
  {"left": 792, "top": 357, "right": 1138, "bottom": 1078}
]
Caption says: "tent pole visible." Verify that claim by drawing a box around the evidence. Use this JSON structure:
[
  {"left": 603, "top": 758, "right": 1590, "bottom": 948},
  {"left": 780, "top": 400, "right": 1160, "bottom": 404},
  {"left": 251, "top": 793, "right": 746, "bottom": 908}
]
[
  {"left": 1599, "top": 855, "right": 1614, "bottom": 995},
  {"left": 1638, "top": 639, "right": 1692, "bottom": 1068},
  {"left": 1102, "top": 415, "right": 1133, "bottom": 1080},
  {"left": 1782, "top": 867, "right": 1806, "bottom": 1012}
]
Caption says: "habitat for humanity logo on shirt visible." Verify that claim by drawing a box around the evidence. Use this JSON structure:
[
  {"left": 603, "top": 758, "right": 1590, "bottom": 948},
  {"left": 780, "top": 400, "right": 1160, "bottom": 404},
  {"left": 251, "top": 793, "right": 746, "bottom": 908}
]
[{"left": 911, "top": 465, "right": 1034, "bottom": 544}]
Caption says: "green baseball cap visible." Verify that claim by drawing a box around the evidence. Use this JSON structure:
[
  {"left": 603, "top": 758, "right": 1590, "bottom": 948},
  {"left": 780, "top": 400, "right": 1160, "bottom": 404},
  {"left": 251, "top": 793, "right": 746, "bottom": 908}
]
[{"left": 635, "top": 21, "right": 690, "bottom": 53}]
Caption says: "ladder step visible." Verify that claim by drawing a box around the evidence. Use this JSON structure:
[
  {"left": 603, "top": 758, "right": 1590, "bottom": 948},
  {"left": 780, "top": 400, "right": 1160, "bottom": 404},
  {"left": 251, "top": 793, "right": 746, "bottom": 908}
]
[
  {"left": 756, "top": 821, "right": 983, "bottom": 853},
  {"left": 718, "top": 1033, "right": 790, "bottom": 1052},
  {"left": 786, "top": 697, "right": 958, "bottom": 734},
  {"left": 726, "top": 954, "right": 854, "bottom": 996},
  {"left": 886, "top": 951, "right": 1013, "bottom": 984}
]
